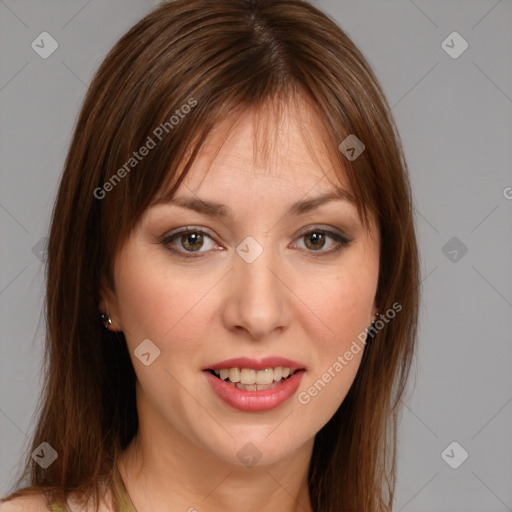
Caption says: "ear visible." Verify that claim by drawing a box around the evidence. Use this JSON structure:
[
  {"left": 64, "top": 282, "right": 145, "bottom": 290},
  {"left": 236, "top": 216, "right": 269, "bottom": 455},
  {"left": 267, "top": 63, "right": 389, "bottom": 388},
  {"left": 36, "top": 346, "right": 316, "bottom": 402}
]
[{"left": 98, "top": 273, "right": 122, "bottom": 331}]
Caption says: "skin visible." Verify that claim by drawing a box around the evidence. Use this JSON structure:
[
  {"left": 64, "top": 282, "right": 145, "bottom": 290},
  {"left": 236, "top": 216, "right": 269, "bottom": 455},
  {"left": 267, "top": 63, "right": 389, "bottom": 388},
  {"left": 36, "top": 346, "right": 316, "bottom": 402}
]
[{"left": 99, "top": 100, "right": 380, "bottom": 512}]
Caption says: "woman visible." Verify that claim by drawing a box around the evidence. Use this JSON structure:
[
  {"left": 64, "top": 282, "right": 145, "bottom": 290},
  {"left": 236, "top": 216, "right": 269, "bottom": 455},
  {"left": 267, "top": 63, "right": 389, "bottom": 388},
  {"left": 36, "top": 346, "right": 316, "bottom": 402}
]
[{"left": 1, "top": 0, "right": 419, "bottom": 510}]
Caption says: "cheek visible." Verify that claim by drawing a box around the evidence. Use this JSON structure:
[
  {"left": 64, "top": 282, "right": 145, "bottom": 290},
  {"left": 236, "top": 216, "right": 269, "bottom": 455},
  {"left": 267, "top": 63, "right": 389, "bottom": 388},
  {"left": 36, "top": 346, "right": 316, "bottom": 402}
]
[
  {"left": 306, "top": 268, "right": 377, "bottom": 348},
  {"left": 113, "top": 250, "right": 217, "bottom": 354},
  {"left": 330, "top": 282, "right": 373, "bottom": 335},
  {"left": 295, "top": 251, "right": 378, "bottom": 410},
  {"left": 294, "top": 276, "right": 375, "bottom": 423}
]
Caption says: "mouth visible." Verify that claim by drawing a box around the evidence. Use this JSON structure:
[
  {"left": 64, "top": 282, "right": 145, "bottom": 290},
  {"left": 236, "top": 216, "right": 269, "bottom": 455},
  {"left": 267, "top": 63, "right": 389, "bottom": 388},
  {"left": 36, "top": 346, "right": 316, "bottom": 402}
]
[
  {"left": 202, "top": 364, "right": 306, "bottom": 412},
  {"left": 206, "top": 367, "right": 305, "bottom": 392}
]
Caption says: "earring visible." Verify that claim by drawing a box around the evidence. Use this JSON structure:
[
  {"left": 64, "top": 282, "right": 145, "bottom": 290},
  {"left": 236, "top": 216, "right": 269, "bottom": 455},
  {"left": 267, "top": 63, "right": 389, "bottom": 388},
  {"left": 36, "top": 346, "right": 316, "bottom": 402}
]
[
  {"left": 99, "top": 312, "right": 115, "bottom": 331},
  {"left": 367, "top": 312, "right": 380, "bottom": 341}
]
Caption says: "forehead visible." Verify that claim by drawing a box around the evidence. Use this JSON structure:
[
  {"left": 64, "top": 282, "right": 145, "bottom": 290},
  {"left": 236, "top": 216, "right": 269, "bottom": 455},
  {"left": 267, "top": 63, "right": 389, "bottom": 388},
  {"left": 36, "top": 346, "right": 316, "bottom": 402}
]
[{"left": 173, "top": 99, "right": 350, "bottom": 197}]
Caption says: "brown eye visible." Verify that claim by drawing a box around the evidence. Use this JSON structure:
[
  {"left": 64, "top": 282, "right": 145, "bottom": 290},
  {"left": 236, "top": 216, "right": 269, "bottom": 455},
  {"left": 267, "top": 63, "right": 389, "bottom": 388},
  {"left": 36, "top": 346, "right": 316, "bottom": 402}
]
[
  {"left": 181, "top": 232, "right": 204, "bottom": 251},
  {"left": 303, "top": 232, "right": 326, "bottom": 250},
  {"left": 293, "top": 228, "right": 351, "bottom": 257},
  {"left": 161, "top": 228, "right": 218, "bottom": 257}
]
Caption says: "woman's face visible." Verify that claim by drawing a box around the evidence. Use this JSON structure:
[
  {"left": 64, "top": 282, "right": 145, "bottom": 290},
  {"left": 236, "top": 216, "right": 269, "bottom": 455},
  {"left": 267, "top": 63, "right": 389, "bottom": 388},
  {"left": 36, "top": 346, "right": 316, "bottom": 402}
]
[{"left": 102, "top": 104, "right": 380, "bottom": 468}]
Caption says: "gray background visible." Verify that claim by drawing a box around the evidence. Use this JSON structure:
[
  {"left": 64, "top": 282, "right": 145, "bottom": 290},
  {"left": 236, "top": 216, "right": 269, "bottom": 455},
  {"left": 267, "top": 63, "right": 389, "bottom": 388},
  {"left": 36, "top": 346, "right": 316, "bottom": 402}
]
[{"left": 1, "top": 0, "right": 511, "bottom": 510}]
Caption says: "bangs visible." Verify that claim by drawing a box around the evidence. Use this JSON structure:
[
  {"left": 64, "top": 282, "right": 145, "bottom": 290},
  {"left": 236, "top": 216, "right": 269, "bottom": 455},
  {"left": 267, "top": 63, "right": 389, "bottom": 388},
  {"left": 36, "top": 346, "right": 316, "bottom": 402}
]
[{"left": 116, "top": 84, "right": 374, "bottom": 253}]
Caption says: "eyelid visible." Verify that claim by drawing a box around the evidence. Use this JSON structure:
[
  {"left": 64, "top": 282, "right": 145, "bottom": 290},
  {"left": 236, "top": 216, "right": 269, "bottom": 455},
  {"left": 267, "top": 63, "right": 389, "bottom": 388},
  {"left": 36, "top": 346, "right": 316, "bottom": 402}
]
[
  {"left": 161, "top": 224, "right": 350, "bottom": 242},
  {"left": 294, "top": 224, "right": 351, "bottom": 241},
  {"left": 162, "top": 225, "right": 217, "bottom": 240}
]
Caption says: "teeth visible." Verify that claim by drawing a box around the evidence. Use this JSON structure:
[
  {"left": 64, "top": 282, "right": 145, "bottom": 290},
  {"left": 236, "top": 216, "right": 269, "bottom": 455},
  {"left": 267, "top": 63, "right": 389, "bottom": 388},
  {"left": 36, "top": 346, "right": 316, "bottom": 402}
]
[
  {"left": 234, "top": 381, "right": 280, "bottom": 391},
  {"left": 240, "top": 368, "right": 256, "bottom": 385},
  {"left": 228, "top": 368, "right": 240, "bottom": 383},
  {"left": 213, "top": 366, "right": 296, "bottom": 385},
  {"left": 255, "top": 368, "right": 273, "bottom": 385}
]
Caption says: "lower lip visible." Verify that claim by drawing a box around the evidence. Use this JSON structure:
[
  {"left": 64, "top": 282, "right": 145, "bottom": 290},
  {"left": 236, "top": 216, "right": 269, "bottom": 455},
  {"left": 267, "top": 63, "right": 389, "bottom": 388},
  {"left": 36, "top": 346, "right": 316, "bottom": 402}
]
[{"left": 203, "top": 370, "right": 305, "bottom": 412}]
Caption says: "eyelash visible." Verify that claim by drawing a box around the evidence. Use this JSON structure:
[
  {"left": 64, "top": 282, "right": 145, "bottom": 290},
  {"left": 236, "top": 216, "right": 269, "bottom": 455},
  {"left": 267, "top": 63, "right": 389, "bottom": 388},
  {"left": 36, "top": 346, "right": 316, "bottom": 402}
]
[{"left": 160, "top": 226, "right": 351, "bottom": 260}]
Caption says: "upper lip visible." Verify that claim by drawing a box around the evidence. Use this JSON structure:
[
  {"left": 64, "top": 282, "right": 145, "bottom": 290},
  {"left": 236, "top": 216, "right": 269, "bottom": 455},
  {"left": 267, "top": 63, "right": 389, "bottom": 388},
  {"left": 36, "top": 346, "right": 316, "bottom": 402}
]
[{"left": 204, "top": 357, "right": 306, "bottom": 372}]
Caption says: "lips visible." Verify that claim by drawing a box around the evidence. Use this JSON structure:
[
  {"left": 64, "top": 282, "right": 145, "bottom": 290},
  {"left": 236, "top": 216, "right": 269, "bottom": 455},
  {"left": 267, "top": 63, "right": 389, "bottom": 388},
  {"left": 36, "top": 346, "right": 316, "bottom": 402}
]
[
  {"left": 203, "top": 368, "right": 305, "bottom": 412},
  {"left": 202, "top": 356, "right": 307, "bottom": 411},
  {"left": 204, "top": 356, "right": 306, "bottom": 372}
]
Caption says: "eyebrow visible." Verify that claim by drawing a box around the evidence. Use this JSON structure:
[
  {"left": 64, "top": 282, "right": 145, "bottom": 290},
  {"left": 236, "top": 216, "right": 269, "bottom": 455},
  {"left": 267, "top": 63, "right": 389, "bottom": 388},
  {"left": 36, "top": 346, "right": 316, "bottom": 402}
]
[{"left": 151, "top": 187, "right": 356, "bottom": 218}]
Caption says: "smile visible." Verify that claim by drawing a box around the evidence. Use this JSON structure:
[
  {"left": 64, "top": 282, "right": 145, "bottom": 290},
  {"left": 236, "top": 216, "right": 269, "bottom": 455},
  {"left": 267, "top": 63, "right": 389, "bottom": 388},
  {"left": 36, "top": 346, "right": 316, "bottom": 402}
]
[
  {"left": 203, "top": 368, "right": 306, "bottom": 412},
  {"left": 210, "top": 366, "right": 297, "bottom": 390}
]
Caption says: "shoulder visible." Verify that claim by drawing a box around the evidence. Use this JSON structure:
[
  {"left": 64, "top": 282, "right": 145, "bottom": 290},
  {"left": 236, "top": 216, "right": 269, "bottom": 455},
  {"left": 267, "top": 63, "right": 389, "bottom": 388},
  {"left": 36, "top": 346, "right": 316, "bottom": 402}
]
[
  {"left": 1, "top": 490, "right": 114, "bottom": 512},
  {"left": 0, "top": 494, "right": 52, "bottom": 511}
]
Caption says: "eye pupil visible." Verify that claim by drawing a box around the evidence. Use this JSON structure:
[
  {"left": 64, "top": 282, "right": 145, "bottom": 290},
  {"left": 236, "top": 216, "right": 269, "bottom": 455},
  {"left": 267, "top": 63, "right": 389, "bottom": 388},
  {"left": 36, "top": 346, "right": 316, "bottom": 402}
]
[
  {"left": 304, "top": 232, "right": 325, "bottom": 250},
  {"left": 182, "top": 232, "right": 203, "bottom": 251}
]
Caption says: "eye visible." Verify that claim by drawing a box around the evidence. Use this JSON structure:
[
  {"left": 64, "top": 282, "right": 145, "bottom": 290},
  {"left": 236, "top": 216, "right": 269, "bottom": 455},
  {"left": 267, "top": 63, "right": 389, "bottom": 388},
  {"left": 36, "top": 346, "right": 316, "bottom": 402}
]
[
  {"left": 161, "top": 227, "right": 220, "bottom": 258},
  {"left": 292, "top": 228, "right": 351, "bottom": 256},
  {"left": 160, "top": 226, "right": 351, "bottom": 260}
]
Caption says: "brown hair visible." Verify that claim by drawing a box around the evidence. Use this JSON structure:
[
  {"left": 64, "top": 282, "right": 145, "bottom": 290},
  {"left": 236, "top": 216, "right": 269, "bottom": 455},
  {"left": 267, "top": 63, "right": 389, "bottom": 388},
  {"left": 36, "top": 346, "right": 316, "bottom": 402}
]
[{"left": 1, "top": 1, "right": 419, "bottom": 510}]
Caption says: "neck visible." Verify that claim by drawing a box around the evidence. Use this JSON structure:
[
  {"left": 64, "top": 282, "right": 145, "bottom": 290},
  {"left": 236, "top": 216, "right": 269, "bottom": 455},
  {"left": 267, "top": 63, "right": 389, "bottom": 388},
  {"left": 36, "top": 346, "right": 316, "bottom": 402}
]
[{"left": 117, "top": 423, "right": 314, "bottom": 512}]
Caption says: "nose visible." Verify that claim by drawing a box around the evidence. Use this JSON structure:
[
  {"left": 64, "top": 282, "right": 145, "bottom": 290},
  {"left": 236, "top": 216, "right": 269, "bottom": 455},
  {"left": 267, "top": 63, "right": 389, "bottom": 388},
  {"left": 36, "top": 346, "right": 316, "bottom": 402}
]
[{"left": 221, "top": 245, "right": 291, "bottom": 340}]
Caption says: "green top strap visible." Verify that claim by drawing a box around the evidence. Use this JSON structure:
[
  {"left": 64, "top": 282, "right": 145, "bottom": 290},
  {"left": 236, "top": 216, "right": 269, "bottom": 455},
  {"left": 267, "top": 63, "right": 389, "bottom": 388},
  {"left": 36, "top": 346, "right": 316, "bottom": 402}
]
[
  {"left": 49, "top": 505, "right": 68, "bottom": 512},
  {"left": 49, "top": 466, "right": 137, "bottom": 512},
  {"left": 113, "top": 465, "right": 137, "bottom": 512}
]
